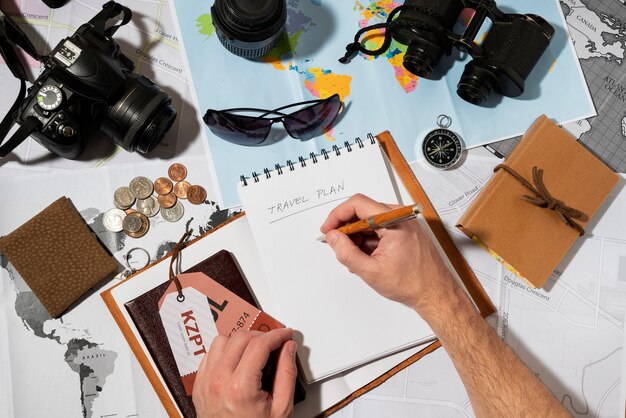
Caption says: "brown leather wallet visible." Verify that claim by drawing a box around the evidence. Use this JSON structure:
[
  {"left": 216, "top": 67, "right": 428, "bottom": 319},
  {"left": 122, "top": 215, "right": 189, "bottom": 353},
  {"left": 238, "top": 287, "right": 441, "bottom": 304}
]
[{"left": 0, "top": 197, "right": 118, "bottom": 318}]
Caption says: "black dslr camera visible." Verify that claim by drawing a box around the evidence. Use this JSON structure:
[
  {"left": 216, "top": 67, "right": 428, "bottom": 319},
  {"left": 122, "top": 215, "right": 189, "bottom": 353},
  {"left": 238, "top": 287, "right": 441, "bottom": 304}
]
[
  {"left": 0, "top": 1, "right": 176, "bottom": 159},
  {"left": 340, "top": 0, "right": 554, "bottom": 105}
]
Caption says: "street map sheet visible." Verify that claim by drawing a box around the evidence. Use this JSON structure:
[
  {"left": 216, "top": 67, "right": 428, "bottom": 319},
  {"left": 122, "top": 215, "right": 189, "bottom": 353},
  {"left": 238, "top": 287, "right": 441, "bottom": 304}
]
[
  {"left": 0, "top": 0, "right": 624, "bottom": 417},
  {"left": 332, "top": 152, "right": 626, "bottom": 418}
]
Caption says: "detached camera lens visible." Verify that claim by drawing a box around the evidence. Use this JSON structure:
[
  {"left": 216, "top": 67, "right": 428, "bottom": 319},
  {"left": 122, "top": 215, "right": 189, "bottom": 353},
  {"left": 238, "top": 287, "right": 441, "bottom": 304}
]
[
  {"left": 211, "top": 0, "right": 287, "bottom": 59},
  {"left": 101, "top": 74, "right": 176, "bottom": 154}
]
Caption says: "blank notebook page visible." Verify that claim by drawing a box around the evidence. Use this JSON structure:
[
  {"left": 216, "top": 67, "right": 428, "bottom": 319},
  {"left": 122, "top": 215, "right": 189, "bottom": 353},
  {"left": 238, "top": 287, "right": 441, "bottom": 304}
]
[{"left": 239, "top": 140, "right": 434, "bottom": 383}]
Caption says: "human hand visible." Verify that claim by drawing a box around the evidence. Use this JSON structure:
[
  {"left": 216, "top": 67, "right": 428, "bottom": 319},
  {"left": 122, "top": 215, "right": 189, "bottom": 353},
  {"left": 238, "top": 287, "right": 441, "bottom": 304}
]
[
  {"left": 320, "top": 194, "right": 457, "bottom": 313},
  {"left": 192, "top": 328, "right": 298, "bottom": 418}
]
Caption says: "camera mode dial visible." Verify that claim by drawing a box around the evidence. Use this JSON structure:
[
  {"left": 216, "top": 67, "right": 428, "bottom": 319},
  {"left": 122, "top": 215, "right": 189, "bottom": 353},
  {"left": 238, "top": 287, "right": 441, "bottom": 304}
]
[{"left": 36, "top": 85, "right": 63, "bottom": 111}]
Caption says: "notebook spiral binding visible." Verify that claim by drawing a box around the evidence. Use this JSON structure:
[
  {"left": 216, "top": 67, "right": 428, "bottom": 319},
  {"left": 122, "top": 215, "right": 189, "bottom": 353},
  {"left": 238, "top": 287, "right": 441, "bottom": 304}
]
[{"left": 240, "top": 133, "right": 376, "bottom": 186}]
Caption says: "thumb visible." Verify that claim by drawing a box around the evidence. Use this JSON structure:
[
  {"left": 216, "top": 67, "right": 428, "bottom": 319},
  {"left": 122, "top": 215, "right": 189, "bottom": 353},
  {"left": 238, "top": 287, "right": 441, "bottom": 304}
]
[
  {"left": 271, "top": 340, "right": 297, "bottom": 418},
  {"left": 326, "top": 230, "right": 374, "bottom": 275}
]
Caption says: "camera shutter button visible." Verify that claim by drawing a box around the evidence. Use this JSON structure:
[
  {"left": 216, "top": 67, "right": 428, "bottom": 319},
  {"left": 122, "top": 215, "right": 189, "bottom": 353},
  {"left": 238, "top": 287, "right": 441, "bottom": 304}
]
[{"left": 58, "top": 124, "right": 75, "bottom": 137}]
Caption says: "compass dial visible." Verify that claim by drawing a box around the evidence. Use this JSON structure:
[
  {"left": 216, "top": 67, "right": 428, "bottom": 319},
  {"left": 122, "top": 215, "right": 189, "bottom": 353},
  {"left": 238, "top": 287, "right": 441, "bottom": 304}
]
[
  {"left": 36, "top": 85, "right": 63, "bottom": 111},
  {"left": 422, "top": 128, "right": 463, "bottom": 170}
]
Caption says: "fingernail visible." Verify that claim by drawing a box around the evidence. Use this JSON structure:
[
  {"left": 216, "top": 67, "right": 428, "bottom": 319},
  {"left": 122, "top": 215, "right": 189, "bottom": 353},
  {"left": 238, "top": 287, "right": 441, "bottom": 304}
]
[
  {"left": 327, "top": 231, "right": 338, "bottom": 245},
  {"left": 288, "top": 341, "right": 297, "bottom": 356}
]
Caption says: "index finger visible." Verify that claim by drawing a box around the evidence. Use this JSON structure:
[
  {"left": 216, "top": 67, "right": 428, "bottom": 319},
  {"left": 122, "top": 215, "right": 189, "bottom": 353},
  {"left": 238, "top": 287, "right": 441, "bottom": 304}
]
[
  {"left": 320, "top": 193, "right": 392, "bottom": 233},
  {"left": 234, "top": 328, "right": 294, "bottom": 379}
]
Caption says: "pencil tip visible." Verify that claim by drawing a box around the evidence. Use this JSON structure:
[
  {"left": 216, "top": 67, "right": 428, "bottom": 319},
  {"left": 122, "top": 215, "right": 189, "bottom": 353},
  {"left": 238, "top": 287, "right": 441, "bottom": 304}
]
[{"left": 316, "top": 235, "right": 327, "bottom": 242}]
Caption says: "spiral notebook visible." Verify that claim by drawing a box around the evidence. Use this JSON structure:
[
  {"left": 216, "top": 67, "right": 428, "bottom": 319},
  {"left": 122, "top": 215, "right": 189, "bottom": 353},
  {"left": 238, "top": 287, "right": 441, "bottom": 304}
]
[{"left": 239, "top": 135, "right": 434, "bottom": 383}]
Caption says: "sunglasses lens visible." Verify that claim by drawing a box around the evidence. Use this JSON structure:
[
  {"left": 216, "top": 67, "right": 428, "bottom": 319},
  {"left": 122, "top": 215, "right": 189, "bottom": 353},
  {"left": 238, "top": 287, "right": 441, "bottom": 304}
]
[
  {"left": 203, "top": 111, "right": 272, "bottom": 145},
  {"left": 283, "top": 95, "right": 341, "bottom": 140}
]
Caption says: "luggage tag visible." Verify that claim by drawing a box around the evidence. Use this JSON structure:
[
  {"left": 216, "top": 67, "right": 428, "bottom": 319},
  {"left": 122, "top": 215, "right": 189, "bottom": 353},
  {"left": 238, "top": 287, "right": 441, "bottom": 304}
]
[{"left": 158, "top": 271, "right": 284, "bottom": 395}]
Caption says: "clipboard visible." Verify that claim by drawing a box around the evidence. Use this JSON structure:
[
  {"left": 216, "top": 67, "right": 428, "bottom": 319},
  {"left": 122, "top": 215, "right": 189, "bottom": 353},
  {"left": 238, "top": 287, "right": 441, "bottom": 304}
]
[{"left": 101, "top": 131, "right": 495, "bottom": 417}]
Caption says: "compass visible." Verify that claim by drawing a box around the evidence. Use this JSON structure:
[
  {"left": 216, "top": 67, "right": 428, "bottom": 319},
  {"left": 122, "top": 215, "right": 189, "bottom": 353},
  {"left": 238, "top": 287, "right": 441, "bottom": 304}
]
[
  {"left": 36, "top": 85, "right": 63, "bottom": 111},
  {"left": 421, "top": 115, "right": 464, "bottom": 170}
]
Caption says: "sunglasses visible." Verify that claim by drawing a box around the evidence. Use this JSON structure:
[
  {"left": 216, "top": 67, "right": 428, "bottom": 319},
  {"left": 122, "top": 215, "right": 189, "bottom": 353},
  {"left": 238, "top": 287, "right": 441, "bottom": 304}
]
[{"left": 203, "top": 94, "right": 342, "bottom": 146}]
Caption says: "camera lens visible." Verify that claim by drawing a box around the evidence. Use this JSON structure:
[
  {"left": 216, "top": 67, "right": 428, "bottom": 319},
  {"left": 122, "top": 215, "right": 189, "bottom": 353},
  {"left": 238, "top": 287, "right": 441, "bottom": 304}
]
[
  {"left": 211, "top": 0, "right": 286, "bottom": 59},
  {"left": 101, "top": 74, "right": 176, "bottom": 154}
]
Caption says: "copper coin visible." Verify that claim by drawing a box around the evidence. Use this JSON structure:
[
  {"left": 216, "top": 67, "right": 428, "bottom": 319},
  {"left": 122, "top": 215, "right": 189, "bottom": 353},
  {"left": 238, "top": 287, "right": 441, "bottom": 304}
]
[
  {"left": 174, "top": 181, "right": 191, "bottom": 199},
  {"left": 187, "top": 185, "right": 207, "bottom": 205},
  {"left": 123, "top": 212, "right": 150, "bottom": 238},
  {"left": 125, "top": 208, "right": 138, "bottom": 215},
  {"left": 154, "top": 177, "right": 173, "bottom": 195},
  {"left": 157, "top": 192, "right": 177, "bottom": 209},
  {"left": 168, "top": 163, "right": 187, "bottom": 182}
]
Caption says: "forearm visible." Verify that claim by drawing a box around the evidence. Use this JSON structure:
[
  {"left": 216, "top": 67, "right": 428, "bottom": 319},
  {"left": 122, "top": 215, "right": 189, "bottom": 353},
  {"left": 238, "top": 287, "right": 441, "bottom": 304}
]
[{"left": 416, "top": 277, "right": 570, "bottom": 418}]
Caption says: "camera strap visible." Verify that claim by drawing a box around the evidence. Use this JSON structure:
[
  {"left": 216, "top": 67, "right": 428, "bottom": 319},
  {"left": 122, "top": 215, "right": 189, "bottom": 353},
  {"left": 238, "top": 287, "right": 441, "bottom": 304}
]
[
  {"left": 0, "top": 7, "right": 43, "bottom": 158},
  {"left": 91, "top": 1, "right": 132, "bottom": 38},
  {"left": 0, "top": 114, "right": 41, "bottom": 158},
  {"left": 0, "top": 75, "right": 41, "bottom": 158}
]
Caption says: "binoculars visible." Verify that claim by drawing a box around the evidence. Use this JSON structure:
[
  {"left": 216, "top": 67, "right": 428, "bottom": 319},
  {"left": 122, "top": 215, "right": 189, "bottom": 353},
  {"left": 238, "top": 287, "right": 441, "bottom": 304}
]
[{"left": 340, "top": 0, "right": 555, "bottom": 105}]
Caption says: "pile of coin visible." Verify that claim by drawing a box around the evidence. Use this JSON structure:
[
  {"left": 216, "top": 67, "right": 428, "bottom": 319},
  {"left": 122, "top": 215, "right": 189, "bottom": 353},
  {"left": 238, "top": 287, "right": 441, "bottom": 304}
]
[{"left": 103, "top": 163, "right": 208, "bottom": 238}]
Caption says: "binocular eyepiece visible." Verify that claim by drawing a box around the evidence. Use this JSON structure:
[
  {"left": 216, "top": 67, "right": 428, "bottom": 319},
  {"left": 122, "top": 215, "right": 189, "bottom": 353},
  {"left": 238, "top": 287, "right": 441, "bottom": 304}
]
[{"left": 341, "top": 0, "right": 555, "bottom": 105}]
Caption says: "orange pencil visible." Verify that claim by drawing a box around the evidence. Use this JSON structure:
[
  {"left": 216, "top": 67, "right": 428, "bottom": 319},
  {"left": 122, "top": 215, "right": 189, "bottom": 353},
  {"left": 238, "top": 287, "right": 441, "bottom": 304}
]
[{"left": 318, "top": 204, "right": 421, "bottom": 242}]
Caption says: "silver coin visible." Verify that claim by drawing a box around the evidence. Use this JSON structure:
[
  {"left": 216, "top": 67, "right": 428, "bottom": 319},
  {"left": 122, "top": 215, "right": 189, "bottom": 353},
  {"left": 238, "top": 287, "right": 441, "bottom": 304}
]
[
  {"left": 161, "top": 200, "right": 184, "bottom": 222},
  {"left": 114, "top": 186, "right": 135, "bottom": 209},
  {"left": 129, "top": 176, "right": 154, "bottom": 199},
  {"left": 103, "top": 208, "right": 126, "bottom": 232},
  {"left": 122, "top": 213, "right": 143, "bottom": 233},
  {"left": 136, "top": 195, "right": 160, "bottom": 217}
]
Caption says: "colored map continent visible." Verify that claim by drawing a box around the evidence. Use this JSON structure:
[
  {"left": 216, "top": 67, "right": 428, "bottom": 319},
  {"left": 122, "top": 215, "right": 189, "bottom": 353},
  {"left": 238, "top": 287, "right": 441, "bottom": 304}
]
[
  {"left": 354, "top": 0, "right": 419, "bottom": 93},
  {"left": 290, "top": 66, "right": 352, "bottom": 101},
  {"left": 196, "top": 13, "right": 215, "bottom": 39}
]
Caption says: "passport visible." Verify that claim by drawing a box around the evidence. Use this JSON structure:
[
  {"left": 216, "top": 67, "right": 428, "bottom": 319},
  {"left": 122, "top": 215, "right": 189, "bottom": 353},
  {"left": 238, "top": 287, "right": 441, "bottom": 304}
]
[{"left": 124, "top": 249, "right": 305, "bottom": 418}]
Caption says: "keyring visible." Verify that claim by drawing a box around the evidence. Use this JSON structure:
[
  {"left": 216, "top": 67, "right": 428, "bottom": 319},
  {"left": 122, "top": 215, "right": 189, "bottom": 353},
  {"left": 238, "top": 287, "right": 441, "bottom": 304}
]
[
  {"left": 436, "top": 114, "right": 452, "bottom": 129},
  {"left": 124, "top": 247, "right": 151, "bottom": 271}
]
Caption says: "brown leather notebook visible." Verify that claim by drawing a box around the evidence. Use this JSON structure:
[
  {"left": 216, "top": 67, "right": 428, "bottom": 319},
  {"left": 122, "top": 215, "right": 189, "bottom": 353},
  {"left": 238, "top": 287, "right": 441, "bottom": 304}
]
[{"left": 125, "top": 249, "right": 305, "bottom": 418}]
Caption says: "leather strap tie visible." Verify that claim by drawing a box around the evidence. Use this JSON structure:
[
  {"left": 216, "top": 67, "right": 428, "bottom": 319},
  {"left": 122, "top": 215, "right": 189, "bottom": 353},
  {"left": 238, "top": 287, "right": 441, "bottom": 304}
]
[
  {"left": 168, "top": 230, "right": 193, "bottom": 302},
  {"left": 494, "top": 164, "right": 585, "bottom": 236}
]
